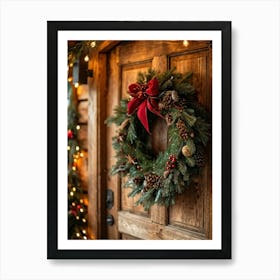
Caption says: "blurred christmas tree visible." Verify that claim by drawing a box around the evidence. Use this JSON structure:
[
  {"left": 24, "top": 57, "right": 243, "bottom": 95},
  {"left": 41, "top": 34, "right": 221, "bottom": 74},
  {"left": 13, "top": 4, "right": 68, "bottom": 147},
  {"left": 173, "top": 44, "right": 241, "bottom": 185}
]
[{"left": 67, "top": 82, "right": 89, "bottom": 239}]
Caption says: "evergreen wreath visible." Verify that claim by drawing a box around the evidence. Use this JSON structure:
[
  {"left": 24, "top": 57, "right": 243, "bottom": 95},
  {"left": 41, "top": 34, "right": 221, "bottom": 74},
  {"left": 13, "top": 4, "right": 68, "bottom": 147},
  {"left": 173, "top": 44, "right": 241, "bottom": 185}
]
[{"left": 106, "top": 69, "right": 211, "bottom": 210}]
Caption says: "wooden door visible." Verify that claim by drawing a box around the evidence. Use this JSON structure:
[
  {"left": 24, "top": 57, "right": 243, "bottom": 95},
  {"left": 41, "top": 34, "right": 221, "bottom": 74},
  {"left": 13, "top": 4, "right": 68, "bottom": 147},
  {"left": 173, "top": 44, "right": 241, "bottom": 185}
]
[{"left": 101, "top": 40, "right": 212, "bottom": 240}]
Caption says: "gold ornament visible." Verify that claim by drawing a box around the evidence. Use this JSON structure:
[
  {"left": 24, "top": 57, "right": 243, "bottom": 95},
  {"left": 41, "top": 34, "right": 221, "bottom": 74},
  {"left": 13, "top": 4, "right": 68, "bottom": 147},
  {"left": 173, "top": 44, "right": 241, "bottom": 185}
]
[
  {"left": 182, "top": 145, "right": 192, "bottom": 157},
  {"left": 182, "top": 139, "right": 196, "bottom": 157}
]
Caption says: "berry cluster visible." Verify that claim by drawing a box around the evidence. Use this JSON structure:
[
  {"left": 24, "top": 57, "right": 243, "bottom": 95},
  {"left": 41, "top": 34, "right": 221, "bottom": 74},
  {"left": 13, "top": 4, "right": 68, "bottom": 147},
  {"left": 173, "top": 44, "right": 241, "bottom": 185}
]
[{"left": 166, "top": 154, "right": 177, "bottom": 171}]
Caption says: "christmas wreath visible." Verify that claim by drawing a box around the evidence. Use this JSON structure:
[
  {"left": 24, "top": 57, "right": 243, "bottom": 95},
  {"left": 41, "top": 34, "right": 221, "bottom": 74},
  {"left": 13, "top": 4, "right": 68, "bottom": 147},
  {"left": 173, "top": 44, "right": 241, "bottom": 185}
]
[{"left": 106, "top": 69, "right": 211, "bottom": 210}]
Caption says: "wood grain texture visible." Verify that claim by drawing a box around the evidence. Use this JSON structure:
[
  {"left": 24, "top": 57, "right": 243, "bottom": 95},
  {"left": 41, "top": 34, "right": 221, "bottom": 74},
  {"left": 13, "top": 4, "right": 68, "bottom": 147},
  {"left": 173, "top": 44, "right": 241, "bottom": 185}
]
[
  {"left": 169, "top": 45, "right": 212, "bottom": 239},
  {"left": 94, "top": 40, "right": 212, "bottom": 240},
  {"left": 119, "top": 57, "right": 151, "bottom": 216},
  {"left": 105, "top": 48, "right": 121, "bottom": 239},
  {"left": 118, "top": 41, "right": 210, "bottom": 65},
  {"left": 118, "top": 211, "right": 205, "bottom": 240},
  {"left": 87, "top": 49, "right": 108, "bottom": 238}
]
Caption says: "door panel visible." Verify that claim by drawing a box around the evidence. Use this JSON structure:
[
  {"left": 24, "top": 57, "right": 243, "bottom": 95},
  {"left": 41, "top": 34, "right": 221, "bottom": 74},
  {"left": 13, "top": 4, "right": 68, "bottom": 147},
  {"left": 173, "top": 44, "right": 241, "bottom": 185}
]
[
  {"left": 105, "top": 40, "right": 212, "bottom": 240},
  {"left": 120, "top": 62, "right": 151, "bottom": 220},
  {"left": 167, "top": 49, "right": 212, "bottom": 236}
]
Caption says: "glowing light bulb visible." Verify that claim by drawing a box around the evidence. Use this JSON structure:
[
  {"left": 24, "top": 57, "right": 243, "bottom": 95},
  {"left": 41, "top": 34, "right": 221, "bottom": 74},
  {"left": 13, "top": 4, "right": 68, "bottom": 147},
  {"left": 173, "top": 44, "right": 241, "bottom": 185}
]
[
  {"left": 84, "top": 55, "right": 89, "bottom": 62},
  {"left": 82, "top": 229, "right": 86, "bottom": 234},
  {"left": 70, "top": 192, "right": 74, "bottom": 196},
  {"left": 74, "top": 82, "right": 79, "bottom": 88},
  {"left": 76, "top": 146, "right": 80, "bottom": 151},
  {"left": 69, "top": 63, "right": 73, "bottom": 67},
  {"left": 72, "top": 202, "right": 76, "bottom": 206},
  {"left": 183, "top": 40, "right": 189, "bottom": 47},
  {"left": 82, "top": 218, "right": 86, "bottom": 223},
  {"left": 80, "top": 152, "right": 84, "bottom": 158},
  {"left": 83, "top": 236, "right": 87, "bottom": 240},
  {"left": 76, "top": 233, "right": 80, "bottom": 237},
  {"left": 72, "top": 166, "right": 76, "bottom": 171},
  {"left": 76, "top": 125, "right": 80, "bottom": 130},
  {"left": 80, "top": 208, "right": 84, "bottom": 213},
  {"left": 67, "top": 146, "right": 70, "bottom": 151},
  {"left": 80, "top": 199, "right": 84, "bottom": 204},
  {"left": 68, "top": 77, "right": 73, "bottom": 82},
  {"left": 72, "top": 187, "right": 76, "bottom": 192},
  {"left": 90, "top": 41, "right": 96, "bottom": 48},
  {"left": 76, "top": 216, "right": 80, "bottom": 220}
]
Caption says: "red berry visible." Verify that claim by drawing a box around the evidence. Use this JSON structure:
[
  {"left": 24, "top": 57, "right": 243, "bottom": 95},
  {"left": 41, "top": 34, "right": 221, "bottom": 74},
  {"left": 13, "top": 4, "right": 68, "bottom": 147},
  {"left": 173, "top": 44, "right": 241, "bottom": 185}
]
[{"left": 68, "top": 129, "right": 74, "bottom": 139}]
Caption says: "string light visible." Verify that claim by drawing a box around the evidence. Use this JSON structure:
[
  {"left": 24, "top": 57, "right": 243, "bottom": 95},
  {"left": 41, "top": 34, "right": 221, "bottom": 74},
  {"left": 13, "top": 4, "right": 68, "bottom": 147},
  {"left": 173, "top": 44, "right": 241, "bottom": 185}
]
[
  {"left": 68, "top": 42, "right": 90, "bottom": 240},
  {"left": 183, "top": 40, "right": 189, "bottom": 47}
]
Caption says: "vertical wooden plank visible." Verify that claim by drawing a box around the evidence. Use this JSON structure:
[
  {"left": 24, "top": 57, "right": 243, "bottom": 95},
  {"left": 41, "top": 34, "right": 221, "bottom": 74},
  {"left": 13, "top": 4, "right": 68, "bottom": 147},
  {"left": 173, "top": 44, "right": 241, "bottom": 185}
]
[
  {"left": 97, "top": 53, "right": 108, "bottom": 239},
  {"left": 106, "top": 47, "right": 121, "bottom": 239},
  {"left": 204, "top": 44, "right": 212, "bottom": 238},
  {"left": 150, "top": 55, "right": 168, "bottom": 225},
  {"left": 87, "top": 50, "right": 108, "bottom": 239}
]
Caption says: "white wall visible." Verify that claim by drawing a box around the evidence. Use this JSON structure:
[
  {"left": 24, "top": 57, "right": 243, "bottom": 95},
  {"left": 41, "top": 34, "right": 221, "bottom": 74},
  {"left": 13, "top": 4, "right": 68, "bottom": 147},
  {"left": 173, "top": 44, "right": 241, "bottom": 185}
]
[{"left": 0, "top": 0, "right": 279, "bottom": 279}]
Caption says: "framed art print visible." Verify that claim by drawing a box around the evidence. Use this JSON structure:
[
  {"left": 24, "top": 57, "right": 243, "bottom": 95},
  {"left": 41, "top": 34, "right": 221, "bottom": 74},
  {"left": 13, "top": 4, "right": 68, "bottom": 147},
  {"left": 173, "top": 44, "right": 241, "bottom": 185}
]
[{"left": 47, "top": 21, "right": 231, "bottom": 259}]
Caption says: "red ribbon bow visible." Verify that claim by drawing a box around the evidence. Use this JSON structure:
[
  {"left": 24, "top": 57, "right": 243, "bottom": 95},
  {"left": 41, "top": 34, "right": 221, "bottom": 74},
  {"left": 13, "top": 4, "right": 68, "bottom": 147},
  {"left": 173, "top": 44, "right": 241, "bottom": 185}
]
[{"left": 127, "top": 78, "right": 163, "bottom": 133}]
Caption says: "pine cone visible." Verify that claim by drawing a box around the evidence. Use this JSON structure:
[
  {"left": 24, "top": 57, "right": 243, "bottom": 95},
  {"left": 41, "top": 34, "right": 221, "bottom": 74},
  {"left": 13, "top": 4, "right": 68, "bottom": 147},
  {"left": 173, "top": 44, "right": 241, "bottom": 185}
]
[
  {"left": 193, "top": 149, "right": 206, "bottom": 167},
  {"left": 176, "top": 119, "right": 188, "bottom": 140},
  {"left": 143, "top": 173, "right": 162, "bottom": 192},
  {"left": 161, "top": 92, "right": 173, "bottom": 109}
]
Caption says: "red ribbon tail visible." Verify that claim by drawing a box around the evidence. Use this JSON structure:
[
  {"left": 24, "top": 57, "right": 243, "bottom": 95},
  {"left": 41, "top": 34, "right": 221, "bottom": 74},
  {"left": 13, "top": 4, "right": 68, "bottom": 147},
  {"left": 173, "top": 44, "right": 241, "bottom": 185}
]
[
  {"left": 127, "top": 96, "right": 145, "bottom": 115},
  {"left": 137, "top": 100, "right": 150, "bottom": 134}
]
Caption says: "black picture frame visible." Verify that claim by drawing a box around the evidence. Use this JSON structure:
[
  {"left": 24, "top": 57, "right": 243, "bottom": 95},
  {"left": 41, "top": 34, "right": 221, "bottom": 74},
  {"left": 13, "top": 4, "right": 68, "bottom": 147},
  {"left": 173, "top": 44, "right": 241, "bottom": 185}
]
[{"left": 47, "top": 21, "right": 231, "bottom": 259}]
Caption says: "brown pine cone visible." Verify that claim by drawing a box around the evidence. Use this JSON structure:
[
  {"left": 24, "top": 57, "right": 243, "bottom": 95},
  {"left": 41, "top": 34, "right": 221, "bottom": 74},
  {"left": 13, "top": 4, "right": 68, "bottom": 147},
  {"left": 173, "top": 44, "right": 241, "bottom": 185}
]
[
  {"left": 143, "top": 173, "right": 162, "bottom": 192},
  {"left": 161, "top": 92, "right": 173, "bottom": 109},
  {"left": 176, "top": 119, "right": 188, "bottom": 140}
]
